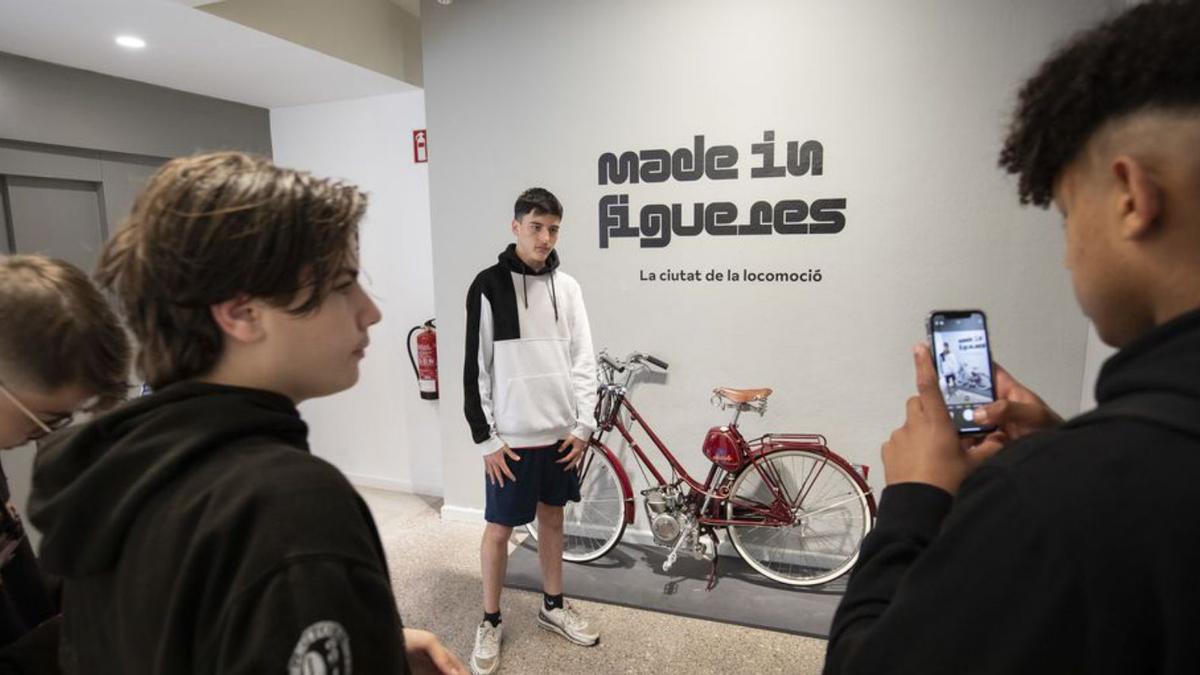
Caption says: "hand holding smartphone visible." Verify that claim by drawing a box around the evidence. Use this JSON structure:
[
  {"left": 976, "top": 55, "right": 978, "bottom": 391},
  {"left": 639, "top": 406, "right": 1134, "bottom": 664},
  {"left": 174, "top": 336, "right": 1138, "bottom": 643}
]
[{"left": 927, "top": 310, "right": 998, "bottom": 434}]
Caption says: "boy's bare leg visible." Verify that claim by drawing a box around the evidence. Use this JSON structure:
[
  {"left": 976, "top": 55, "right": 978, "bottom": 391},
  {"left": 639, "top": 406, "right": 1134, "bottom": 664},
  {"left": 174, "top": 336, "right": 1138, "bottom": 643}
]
[
  {"left": 536, "top": 502, "right": 564, "bottom": 596},
  {"left": 481, "top": 523, "right": 513, "bottom": 613}
]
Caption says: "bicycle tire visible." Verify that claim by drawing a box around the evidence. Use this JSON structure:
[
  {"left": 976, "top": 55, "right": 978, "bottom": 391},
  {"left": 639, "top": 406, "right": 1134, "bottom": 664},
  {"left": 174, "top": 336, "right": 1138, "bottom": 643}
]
[
  {"left": 525, "top": 443, "right": 629, "bottom": 562},
  {"left": 726, "top": 448, "right": 872, "bottom": 586}
]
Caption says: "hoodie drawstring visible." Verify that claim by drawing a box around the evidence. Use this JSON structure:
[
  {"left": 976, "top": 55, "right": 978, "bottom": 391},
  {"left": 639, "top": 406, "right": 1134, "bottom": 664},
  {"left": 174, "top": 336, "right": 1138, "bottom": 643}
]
[
  {"left": 549, "top": 271, "right": 559, "bottom": 323},
  {"left": 512, "top": 249, "right": 557, "bottom": 322}
]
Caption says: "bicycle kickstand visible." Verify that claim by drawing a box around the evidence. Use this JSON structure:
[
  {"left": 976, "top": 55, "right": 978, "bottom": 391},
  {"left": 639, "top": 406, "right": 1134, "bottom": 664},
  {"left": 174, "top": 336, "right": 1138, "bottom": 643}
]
[{"left": 705, "top": 556, "right": 719, "bottom": 591}]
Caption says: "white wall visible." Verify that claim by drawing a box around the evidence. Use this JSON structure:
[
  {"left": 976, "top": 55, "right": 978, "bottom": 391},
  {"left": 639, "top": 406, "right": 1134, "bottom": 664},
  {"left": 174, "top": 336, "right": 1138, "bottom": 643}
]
[
  {"left": 271, "top": 92, "right": 443, "bottom": 495},
  {"left": 423, "top": 0, "right": 1116, "bottom": 522}
]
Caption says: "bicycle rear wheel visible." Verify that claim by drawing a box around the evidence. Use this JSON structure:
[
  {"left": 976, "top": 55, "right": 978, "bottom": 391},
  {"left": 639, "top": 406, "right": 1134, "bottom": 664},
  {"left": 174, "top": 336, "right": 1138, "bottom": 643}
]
[
  {"left": 525, "top": 443, "right": 628, "bottom": 562},
  {"left": 726, "top": 449, "right": 871, "bottom": 586}
]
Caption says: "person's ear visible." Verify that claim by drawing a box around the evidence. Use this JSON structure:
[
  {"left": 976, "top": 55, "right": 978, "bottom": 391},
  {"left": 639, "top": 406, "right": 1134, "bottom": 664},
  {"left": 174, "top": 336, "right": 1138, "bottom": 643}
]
[
  {"left": 1111, "top": 155, "right": 1162, "bottom": 240},
  {"left": 511, "top": 218, "right": 521, "bottom": 236},
  {"left": 209, "top": 295, "right": 266, "bottom": 344}
]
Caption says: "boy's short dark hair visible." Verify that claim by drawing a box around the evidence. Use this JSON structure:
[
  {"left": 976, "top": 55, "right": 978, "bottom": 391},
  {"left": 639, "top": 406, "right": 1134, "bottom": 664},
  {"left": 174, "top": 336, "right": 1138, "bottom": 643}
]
[
  {"left": 999, "top": 0, "right": 1200, "bottom": 207},
  {"left": 95, "top": 152, "right": 367, "bottom": 389},
  {"left": 514, "top": 187, "right": 563, "bottom": 220},
  {"left": 0, "top": 255, "right": 131, "bottom": 410}
]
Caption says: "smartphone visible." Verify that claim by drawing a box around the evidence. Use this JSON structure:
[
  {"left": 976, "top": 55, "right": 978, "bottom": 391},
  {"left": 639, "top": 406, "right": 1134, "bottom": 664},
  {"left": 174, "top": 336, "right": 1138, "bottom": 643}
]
[{"left": 927, "top": 310, "right": 997, "bottom": 434}]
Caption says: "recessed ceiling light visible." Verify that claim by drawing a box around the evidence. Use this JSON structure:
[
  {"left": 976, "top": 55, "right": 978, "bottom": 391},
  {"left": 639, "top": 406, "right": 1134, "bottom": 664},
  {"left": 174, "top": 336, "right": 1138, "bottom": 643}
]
[{"left": 115, "top": 36, "right": 146, "bottom": 49}]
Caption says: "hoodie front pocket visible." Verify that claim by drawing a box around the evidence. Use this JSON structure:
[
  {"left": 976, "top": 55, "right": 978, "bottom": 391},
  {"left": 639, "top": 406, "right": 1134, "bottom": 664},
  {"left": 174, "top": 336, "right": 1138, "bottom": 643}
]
[{"left": 497, "top": 374, "right": 575, "bottom": 433}]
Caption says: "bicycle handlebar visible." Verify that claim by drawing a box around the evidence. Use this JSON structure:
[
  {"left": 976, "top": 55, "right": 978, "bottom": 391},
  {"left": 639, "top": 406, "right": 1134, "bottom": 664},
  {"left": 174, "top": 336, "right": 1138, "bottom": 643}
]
[
  {"left": 642, "top": 354, "right": 669, "bottom": 370},
  {"left": 598, "top": 354, "right": 624, "bottom": 372},
  {"left": 598, "top": 351, "right": 668, "bottom": 374}
]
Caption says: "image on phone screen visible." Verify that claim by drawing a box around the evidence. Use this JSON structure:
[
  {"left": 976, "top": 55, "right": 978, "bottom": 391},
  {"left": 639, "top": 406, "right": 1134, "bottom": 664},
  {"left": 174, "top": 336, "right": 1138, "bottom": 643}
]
[{"left": 929, "top": 310, "right": 997, "bottom": 434}]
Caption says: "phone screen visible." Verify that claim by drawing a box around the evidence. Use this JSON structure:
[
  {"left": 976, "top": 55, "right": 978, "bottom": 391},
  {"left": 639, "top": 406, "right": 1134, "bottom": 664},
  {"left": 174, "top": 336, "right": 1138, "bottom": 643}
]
[{"left": 928, "top": 310, "right": 997, "bottom": 434}]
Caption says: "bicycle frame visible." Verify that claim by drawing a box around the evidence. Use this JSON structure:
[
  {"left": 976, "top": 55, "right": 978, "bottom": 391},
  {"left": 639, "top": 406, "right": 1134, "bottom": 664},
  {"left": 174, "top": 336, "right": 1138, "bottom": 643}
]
[{"left": 591, "top": 378, "right": 877, "bottom": 530}]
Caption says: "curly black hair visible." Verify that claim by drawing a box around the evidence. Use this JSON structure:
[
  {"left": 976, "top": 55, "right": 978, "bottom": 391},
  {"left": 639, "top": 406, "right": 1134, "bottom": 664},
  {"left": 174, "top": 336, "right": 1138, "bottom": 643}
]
[{"left": 999, "top": 0, "right": 1200, "bottom": 208}]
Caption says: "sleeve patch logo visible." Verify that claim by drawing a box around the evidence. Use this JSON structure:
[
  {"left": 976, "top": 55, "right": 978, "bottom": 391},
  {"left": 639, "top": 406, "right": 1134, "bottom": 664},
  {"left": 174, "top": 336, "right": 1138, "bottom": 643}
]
[{"left": 288, "top": 621, "right": 352, "bottom": 675}]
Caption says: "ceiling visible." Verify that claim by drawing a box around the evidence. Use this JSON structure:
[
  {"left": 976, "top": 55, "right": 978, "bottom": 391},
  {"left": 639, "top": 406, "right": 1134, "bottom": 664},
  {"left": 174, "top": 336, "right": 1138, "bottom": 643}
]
[
  {"left": 190, "top": 0, "right": 418, "bottom": 17},
  {"left": 197, "top": 0, "right": 422, "bottom": 86},
  {"left": 0, "top": 0, "right": 416, "bottom": 109}
]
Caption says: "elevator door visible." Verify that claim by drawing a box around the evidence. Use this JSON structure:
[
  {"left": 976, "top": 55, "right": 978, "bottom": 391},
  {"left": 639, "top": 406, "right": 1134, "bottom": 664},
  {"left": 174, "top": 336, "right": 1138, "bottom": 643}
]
[{"left": 2, "top": 175, "right": 106, "bottom": 273}]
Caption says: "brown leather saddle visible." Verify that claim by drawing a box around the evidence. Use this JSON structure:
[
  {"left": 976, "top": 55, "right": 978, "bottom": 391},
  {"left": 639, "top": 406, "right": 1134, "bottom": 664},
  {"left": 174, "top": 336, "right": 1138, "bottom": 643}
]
[{"left": 712, "top": 387, "right": 773, "bottom": 405}]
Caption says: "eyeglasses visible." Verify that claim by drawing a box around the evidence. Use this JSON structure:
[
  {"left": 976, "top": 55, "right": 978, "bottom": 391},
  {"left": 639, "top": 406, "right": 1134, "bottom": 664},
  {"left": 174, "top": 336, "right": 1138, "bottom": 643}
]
[{"left": 0, "top": 379, "right": 73, "bottom": 443}]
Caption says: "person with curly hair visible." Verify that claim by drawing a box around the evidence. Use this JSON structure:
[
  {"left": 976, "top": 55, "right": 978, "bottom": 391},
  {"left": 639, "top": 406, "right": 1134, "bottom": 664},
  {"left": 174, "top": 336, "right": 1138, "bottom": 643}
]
[{"left": 826, "top": 1, "right": 1200, "bottom": 672}]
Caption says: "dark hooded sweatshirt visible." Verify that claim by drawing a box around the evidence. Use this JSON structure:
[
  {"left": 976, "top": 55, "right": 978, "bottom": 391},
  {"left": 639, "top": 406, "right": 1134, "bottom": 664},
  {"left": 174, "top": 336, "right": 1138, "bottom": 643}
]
[
  {"left": 27, "top": 382, "right": 408, "bottom": 674},
  {"left": 825, "top": 307, "right": 1200, "bottom": 674}
]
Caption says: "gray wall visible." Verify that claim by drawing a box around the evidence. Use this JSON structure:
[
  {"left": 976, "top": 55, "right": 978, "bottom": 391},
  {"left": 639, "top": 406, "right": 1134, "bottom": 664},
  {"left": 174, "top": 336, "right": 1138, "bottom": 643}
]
[
  {"left": 0, "top": 141, "right": 165, "bottom": 260},
  {"left": 423, "top": 0, "right": 1116, "bottom": 518},
  {"left": 0, "top": 51, "right": 271, "bottom": 158}
]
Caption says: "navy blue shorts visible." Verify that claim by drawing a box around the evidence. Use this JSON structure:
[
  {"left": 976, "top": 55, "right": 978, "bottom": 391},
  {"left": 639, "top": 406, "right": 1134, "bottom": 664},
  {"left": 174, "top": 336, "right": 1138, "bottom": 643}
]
[{"left": 484, "top": 441, "right": 581, "bottom": 527}]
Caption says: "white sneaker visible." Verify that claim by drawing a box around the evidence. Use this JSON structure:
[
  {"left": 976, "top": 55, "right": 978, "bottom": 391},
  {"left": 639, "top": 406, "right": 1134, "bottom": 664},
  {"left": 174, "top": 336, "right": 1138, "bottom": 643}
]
[
  {"left": 537, "top": 601, "right": 600, "bottom": 646},
  {"left": 470, "top": 621, "right": 502, "bottom": 675}
]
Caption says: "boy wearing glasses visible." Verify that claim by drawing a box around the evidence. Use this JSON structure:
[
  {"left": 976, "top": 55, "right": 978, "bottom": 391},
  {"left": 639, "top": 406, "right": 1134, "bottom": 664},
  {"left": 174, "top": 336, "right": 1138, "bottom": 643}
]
[
  {"left": 0, "top": 254, "right": 131, "bottom": 672},
  {"left": 26, "top": 153, "right": 464, "bottom": 674},
  {"left": 464, "top": 188, "right": 600, "bottom": 675},
  {"left": 0, "top": 255, "right": 129, "bottom": 449}
]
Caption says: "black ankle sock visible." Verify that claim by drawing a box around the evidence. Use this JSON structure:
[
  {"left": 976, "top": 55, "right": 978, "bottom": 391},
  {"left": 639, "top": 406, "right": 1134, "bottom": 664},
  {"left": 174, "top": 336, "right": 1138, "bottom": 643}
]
[
  {"left": 543, "top": 593, "right": 564, "bottom": 611},
  {"left": 483, "top": 611, "right": 501, "bottom": 627}
]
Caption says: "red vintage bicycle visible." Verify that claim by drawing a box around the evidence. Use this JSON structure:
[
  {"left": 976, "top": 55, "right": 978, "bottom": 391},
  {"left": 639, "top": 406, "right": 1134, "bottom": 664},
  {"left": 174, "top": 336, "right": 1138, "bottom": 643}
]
[{"left": 527, "top": 351, "right": 877, "bottom": 587}]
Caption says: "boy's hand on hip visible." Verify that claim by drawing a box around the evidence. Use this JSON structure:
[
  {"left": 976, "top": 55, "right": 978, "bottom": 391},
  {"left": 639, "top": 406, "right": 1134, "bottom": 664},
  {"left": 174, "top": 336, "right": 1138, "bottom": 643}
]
[
  {"left": 557, "top": 435, "right": 587, "bottom": 469},
  {"left": 882, "top": 344, "right": 1005, "bottom": 495},
  {"left": 484, "top": 446, "right": 520, "bottom": 487}
]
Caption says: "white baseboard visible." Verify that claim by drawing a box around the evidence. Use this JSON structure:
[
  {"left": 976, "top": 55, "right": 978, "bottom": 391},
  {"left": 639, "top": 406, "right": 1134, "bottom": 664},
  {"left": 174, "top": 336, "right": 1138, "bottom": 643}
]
[
  {"left": 440, "top": 503, "right": 485, "bottom": 523},
  {"left": 343, "top": 472, "right": 442, "bottom": 498}
]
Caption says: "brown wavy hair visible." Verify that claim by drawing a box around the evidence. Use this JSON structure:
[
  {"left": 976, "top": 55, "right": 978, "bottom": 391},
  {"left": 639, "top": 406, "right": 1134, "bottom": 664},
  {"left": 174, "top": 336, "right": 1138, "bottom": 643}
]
[
  {"left": 95, "top": 152, "right": 367, "bottom": 388},
  {"left": 0, "top": 255, "right": 131, "bottom": 410}
]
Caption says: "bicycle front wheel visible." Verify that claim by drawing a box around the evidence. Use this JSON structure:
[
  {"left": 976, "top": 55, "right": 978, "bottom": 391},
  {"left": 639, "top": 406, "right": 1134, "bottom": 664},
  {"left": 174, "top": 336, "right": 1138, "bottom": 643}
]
[
  {"left": 726, "top": 449, "right": 871, "bottom": 586},
  {"left": 525, "top": 443, "right": 628, "bottom": 562}
]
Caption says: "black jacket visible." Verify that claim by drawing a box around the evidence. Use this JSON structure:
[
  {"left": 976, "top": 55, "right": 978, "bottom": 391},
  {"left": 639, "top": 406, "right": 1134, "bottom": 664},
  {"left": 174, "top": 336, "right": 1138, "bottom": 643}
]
[
  {"left": 28, "top": 382, "right": 408, "bottom": 674},
  {"left": 0, "top": 463, "right": 59, "bottom": 675},
  {"left": 826, "top": 308, "right": 1200, "bottom": 674}
]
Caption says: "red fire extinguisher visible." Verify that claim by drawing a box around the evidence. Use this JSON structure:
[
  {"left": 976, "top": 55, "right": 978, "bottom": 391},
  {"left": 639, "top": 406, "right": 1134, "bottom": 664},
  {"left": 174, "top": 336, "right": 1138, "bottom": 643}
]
[{"left": 407, "top": 319, "right": 439, "bottom": 400}]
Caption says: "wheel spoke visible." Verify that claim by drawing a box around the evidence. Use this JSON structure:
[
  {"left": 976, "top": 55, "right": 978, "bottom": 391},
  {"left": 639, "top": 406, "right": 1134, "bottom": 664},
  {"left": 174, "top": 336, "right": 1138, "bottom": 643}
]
[
  {"left": 726, "top": 449, "right": 871, "bottom": 586},
  {"left": 528, "top": 448, "right": 627, "bottom": 562}
]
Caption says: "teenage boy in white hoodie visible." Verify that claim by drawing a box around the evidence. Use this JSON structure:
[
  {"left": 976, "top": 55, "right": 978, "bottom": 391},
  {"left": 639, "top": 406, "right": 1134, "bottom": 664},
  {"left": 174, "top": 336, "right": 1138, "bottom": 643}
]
[{"left": 463, "top": 188, "right": 599, "bottom": 675}]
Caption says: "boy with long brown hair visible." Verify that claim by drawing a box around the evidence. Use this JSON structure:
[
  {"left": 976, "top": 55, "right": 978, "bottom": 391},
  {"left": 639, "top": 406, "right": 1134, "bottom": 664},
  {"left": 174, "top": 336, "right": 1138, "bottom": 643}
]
[{"left": 28, "top": 152, "right": 463, "bottom": 674}]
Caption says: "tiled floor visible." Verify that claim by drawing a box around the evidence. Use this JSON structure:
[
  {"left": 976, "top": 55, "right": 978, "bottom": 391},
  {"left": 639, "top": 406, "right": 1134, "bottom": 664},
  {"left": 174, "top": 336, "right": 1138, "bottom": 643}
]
[{"left": 359, "top": 486, "right": 829, "bottom": 674}]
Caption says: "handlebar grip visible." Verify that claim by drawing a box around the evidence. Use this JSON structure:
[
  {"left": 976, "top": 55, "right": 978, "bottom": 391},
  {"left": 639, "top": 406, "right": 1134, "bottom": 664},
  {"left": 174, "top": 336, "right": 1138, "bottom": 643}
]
[
  {"left": 599, "top": 354, "right": 624, "bottom": 372},
  {"left": 644, "top": 355, "right": 669, "bottom": 370}
]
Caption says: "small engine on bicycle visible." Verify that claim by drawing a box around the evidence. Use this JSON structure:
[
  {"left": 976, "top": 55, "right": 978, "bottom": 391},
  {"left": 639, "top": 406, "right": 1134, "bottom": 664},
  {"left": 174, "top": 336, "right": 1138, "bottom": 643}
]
[
  {"left": 642, "top": 483, "right": 684, "bottom": 543},
  {"left": 642, "top": 483, "right": 718, "bottom": 563}
]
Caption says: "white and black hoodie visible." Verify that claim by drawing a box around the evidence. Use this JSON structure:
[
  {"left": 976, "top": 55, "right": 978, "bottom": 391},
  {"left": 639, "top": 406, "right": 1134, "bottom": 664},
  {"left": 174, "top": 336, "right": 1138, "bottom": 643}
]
[{"left": 464, "top": 244, "right": 597, "bottom": 454}]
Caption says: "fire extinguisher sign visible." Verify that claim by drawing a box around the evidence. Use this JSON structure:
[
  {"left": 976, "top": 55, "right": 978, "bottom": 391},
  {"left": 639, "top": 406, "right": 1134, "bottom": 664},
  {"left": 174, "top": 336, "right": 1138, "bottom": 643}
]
[{"left": 413, "top": 129, "right": 428, "bottom": 163}]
